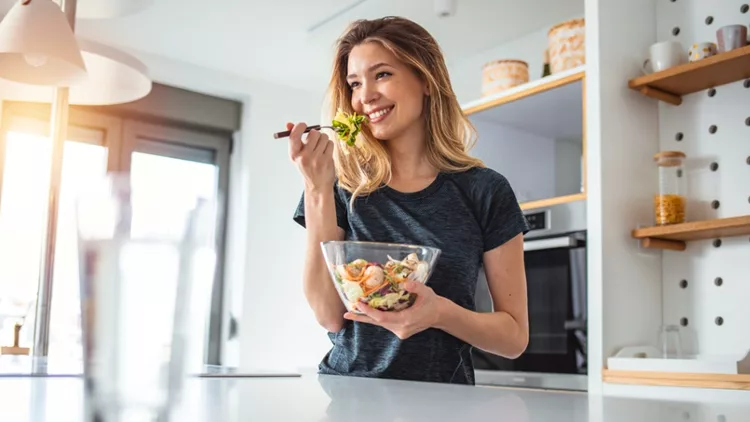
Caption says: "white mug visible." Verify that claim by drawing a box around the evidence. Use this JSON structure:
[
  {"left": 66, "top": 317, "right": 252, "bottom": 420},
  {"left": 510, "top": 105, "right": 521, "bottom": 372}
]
[{"left": 643, "top": 41, "right": 685, "bottom": 74}]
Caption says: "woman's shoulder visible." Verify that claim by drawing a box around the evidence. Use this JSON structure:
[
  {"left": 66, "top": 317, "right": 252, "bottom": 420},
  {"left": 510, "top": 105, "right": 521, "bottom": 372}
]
[{"left": 444, "top": 166, "right": 513, "bottom": 191}]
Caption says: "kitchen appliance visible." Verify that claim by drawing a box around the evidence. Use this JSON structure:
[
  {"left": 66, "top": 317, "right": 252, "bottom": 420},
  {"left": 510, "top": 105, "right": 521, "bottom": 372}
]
[{"left": 473, "top": 199, "right": 587, "bottom": 391}]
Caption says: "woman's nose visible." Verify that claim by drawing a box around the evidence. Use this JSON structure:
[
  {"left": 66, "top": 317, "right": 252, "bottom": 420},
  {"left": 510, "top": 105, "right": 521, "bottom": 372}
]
[{"left": 360, "top": 81, "right": 380, "bottom": 105}]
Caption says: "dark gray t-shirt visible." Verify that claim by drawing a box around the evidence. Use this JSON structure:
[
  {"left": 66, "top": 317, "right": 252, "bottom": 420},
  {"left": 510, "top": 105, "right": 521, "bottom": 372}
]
[{"left": 292, "top": 166, "right": 529, "bottom": 385}]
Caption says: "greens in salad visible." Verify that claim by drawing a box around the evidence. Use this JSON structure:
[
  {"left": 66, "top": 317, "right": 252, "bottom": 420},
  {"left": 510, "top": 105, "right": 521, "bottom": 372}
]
[
  {"left": 333, "top": 253, "right": 429, "bottom": 312},
  {"left": 331, "top": 108, "right": 368, "bottom": 147}
]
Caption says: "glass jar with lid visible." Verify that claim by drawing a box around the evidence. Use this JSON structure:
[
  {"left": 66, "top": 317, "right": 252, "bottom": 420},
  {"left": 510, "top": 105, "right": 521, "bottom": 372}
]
[{"left": 653, "top": 151, "right": 687, "bottom": 225}]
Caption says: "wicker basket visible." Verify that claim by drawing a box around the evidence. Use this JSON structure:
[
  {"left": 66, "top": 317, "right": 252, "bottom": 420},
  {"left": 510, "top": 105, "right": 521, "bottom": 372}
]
[
  {"left": 481, "top": 59, "right": 529, "bottom": 97},
  {"left": 548, "top": 18, "right": 585, "bottom": 73}
]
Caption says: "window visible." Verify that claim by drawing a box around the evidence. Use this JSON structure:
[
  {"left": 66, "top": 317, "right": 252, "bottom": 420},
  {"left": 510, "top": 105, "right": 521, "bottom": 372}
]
[{"left": 0, "top": 99, "right": 232, "bottom": 372}]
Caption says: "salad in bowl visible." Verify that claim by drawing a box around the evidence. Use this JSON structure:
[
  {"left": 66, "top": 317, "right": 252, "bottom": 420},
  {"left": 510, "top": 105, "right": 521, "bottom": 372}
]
[{"left": 320, "top": 241, "right": 441, "bottom": 313}]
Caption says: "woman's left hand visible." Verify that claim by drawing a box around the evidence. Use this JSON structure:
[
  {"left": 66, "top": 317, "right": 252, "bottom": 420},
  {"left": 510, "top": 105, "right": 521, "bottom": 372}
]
[{"left": 343, "top": 281, "right": 443, "bottom": 340}]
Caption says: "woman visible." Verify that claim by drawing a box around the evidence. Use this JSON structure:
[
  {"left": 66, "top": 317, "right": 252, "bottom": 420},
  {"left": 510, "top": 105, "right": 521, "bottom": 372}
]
[{"left": 288, "top": 16, "right": 529, "bottom": 385}]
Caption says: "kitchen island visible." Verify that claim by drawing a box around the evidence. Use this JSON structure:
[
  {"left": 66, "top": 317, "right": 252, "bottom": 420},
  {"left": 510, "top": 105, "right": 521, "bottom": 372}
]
[{"left": 1, "top": 369, "right": 749, "bottom": 422}]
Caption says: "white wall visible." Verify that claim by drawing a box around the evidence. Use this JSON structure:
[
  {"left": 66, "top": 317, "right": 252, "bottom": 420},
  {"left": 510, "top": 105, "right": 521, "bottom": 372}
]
[
  {"left": 448, "top": 13, "right": 585, "bottom": 105},
  {"left": 556, "top": 138, "right": 584, "bottom": 196},
  {"left": 127, "top": 52, "right": 333, "bottom": 371},
  {"left": 469, "top": 119, "right": 557, "bottom": 203}
]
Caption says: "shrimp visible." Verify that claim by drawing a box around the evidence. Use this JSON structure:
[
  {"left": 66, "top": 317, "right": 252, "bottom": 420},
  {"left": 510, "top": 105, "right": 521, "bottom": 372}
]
[{"left": 362, "top": 265, "right": 385, "bottom": 288}]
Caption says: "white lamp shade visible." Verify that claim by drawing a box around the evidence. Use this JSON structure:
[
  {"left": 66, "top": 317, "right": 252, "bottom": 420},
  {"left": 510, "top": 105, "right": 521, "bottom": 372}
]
[
  {"left": 0, "top": 0, "right": 87, "bottom": 86},
  {"left": 0, "top": 39, "right": 152, "bottom": 105},
  {"left": 1, "top": 0, "right": 156, "bottom": 19}
]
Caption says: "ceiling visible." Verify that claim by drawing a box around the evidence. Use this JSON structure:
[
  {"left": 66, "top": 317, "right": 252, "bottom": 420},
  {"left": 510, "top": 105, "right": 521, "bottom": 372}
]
[{"left": 1, "top": 0, "right": 584, "bottom": 94}]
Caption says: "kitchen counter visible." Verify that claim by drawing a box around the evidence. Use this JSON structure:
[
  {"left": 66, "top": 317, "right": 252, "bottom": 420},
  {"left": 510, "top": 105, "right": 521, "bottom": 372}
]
[{"left": 1, "top": 371, "right": 749, "bottom": 422}]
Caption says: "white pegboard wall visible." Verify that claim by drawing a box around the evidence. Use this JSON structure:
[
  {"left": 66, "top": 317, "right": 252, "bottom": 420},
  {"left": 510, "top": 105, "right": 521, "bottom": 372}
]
[{"left": 656, "top": 0, "right": 750, "bottom": 358}]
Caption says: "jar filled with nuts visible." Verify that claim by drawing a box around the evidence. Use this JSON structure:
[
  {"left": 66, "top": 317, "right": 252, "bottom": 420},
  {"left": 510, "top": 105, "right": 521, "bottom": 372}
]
[{"left": 654, "top": 151, "right": 687, "bottom": 225}]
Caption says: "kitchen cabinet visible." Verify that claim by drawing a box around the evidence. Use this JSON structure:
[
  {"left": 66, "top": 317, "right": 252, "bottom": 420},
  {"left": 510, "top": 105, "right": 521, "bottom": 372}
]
[{"left": 462, "top": 66, "right": 586, "bottom": 210}]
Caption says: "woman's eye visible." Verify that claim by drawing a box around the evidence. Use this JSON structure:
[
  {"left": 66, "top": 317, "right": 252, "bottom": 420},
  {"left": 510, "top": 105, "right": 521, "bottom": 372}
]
[
  {"left": 349, "top": 81, "right": 360, "bottom": 89},
  {"left": 376, "top": 72, "right": 391, "bottom": 79}
]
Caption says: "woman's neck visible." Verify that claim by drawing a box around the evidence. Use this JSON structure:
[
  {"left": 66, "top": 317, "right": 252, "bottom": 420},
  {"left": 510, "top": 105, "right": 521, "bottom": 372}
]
[{"left": 384, "top": 122, "right": 438, "bottom": 188}]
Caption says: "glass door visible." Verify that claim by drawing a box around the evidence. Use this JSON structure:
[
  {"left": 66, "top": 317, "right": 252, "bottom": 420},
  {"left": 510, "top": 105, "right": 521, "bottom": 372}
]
[{"left": 121, "top": 121, "right": 230, "bottom": 368}]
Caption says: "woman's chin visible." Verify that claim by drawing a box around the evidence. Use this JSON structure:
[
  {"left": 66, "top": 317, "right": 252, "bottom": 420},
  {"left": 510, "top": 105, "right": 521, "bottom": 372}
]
[
  {"left": 369, "top": 123, "right": 399, "bottom": 142},
  {"left": 369, "top": 128, "right": 391, "bottom": 141}
]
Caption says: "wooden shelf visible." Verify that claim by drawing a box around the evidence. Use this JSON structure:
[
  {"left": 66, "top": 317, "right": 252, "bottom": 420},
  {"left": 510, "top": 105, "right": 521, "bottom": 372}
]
[
  {"left": 519, "top": 192, "right": 586, "bottom": 211},
  {"left": 628, "top": 44, "right": 750, "bottom": 105},
  {"left": 603, "top": 369, "right": 750, "bottom": 390},
  {"left": 632, "top": 215, "right": 750, "bottom": 251},
  {"left": 462, "top": 65, "right": 585, "bottom": 115}
]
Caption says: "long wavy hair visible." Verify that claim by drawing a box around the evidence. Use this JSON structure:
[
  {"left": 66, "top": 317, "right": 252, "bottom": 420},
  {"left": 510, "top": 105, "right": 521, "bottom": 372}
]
[{"left": 324, "top": 16, "right": 485, "bottom": 207}]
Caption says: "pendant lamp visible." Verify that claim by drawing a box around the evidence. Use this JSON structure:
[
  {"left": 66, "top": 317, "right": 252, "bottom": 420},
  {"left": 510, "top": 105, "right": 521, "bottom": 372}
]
[
  {"left": 0, "top": 38, "right": 152, "bottom": 105},
  {"left": 0, "top": 0, "right": 87, "bottom": 86}
]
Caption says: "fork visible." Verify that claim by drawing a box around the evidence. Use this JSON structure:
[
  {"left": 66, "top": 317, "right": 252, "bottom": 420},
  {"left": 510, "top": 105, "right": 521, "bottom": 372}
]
[{"left": 273, "top": 125, "right": 334, "bottom": 139}]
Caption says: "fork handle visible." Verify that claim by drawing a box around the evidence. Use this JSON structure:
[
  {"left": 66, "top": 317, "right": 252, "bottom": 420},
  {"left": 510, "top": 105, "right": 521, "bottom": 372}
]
[{"left": 274, "top": 125, "right": 333, "bottom": 139}]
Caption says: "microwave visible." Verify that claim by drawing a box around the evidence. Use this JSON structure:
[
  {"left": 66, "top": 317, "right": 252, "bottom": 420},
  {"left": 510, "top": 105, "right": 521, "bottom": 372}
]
[{"left": 472, "top": 200, "right": 588, "bottom": 391}]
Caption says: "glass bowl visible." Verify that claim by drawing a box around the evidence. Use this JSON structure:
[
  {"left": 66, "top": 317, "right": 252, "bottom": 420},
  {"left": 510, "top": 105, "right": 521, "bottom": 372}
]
[{"left": 320, "top": 240, "right": 441, "bottom": 314}]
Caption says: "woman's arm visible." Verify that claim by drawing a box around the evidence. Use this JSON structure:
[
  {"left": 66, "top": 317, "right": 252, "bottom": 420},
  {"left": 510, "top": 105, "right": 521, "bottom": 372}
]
[
  {"left": 434, "top": 233, "right": 529, "bottom": 358},
  {"left": 302, "top": 186, "right": 347, "bottom": 333}
]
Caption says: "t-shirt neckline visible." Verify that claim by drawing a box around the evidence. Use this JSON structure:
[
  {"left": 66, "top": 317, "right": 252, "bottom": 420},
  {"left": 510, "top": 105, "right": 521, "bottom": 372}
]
[{"left": 381, "top": 172, "right": 446, "bottom": 201}]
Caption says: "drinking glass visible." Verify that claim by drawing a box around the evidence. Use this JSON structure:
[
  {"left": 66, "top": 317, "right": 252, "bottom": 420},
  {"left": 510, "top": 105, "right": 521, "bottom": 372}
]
[
  {"left": 76, "top": 173, "right": 217, "bottom": 421},
  {"left": 658, "top": 324, "right": 683, "bottom": 359}
]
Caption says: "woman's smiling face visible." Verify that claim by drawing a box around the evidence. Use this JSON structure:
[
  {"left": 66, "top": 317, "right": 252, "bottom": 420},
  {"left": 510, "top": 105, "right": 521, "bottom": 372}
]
[{"left": 347, "top": 41, "right": 428, "bottom": 141}]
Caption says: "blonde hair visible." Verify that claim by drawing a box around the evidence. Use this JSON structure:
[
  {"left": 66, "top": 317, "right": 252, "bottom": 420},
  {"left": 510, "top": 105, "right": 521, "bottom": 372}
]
[{"left": 325, "top": 16, "right": 485, "bottom": 207}]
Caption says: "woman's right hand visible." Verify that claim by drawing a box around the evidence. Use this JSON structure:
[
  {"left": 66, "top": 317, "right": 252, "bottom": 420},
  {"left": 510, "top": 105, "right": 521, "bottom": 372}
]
[{"left": 287, "top": 122, "right": 335, "bottom": 192}]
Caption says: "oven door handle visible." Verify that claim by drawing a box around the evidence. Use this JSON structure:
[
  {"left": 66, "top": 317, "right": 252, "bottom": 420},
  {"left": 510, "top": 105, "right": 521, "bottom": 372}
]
[
  {"left": 564, "top": 319, "right": 587, "bottom": 330},
  {"left": 523, "top": 235, "right": 579, "bottom": 251}
]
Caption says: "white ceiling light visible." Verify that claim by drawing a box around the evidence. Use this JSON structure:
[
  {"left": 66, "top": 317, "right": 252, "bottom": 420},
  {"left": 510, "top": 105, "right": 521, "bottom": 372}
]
[
  {"left": 0, "top": 0, "right": 87, "bottom": 86},
  {"left": 0, "top": 0, "right": 155, "bottom": 19},
  {"left": 0, "top": 38, "right": 152, "bottom": 105}
]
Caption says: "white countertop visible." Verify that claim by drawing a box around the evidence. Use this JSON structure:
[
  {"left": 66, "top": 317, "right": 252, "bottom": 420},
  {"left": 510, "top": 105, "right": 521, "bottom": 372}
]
[{"left": 1, "top": 371, "right": 749, "bottom": 422}]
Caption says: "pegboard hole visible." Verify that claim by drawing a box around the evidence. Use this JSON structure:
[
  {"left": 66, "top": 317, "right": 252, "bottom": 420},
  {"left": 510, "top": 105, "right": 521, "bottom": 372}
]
[
  {"left": 741, "top": 4, "right": 749, "bottom": 13},
  {"left": 676, "top": 168, "right": 683, "bottom": 178},
  {"left": 679, "top": 279, "right": 688, "bottom": 289},
  {"left": 708, "top": 125, "right": 718, "bottom": 134},
  {"left": 711, "top": 200, "right": 720, "bottom": 209},
  {"left": 680, "top": 317, "right": 688, "bottom": 326},
  {"left": 745, "top": 79, "right": 750, "bottom": 88},
  {"left": 707, "top": 88, "right": 716, "bottom": 97},
  {"left": 709, "top": 162, "right": 719, "bottom": 171},
  {"left": 705, "top": 16, "right": 714, "bottom": 25},
  {"left": 675, "top": 132, "right": 684, "bottom": 141},
  {"left": 745, "top": 116, "right": 750, "bottom": 126},
  {"left": 746, "top": 156, "right": 750, "bottom": 165},
  {"left": 715, "top": 316, "right": 724, "bottom": 326},
  {"left": 714, "top": 277, "right": 723, "bottom": 286},
  {"left": 717, "top": 415, "right": 727, "bottom": 422},
  {"left": 713, "top": 239, "right": 722, "bottom": 248},
  {"left": 672, "top": 27, "right": 680, "bottom": 36}
]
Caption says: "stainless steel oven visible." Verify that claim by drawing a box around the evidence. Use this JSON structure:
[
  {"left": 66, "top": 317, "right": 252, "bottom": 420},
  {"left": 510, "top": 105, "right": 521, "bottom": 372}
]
[{"left": 473, "top": 200, "right": 587, "bottom": 391}]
